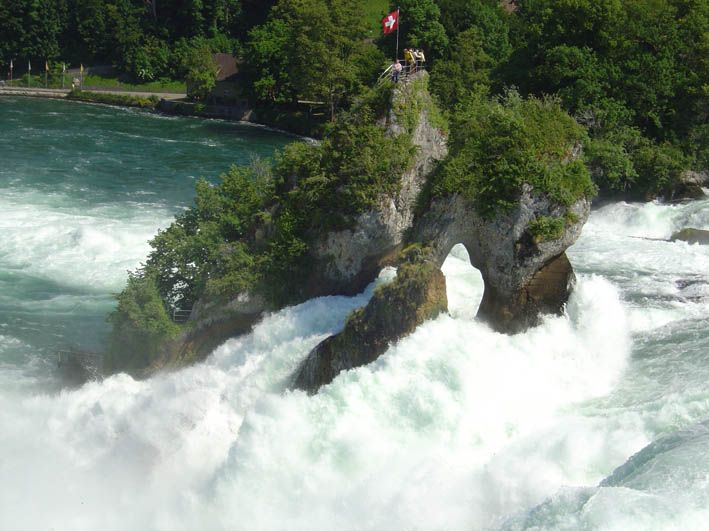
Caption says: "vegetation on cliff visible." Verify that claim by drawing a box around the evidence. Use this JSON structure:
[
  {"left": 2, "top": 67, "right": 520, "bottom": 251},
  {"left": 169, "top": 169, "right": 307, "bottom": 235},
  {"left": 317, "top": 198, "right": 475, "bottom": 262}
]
[
  {"left": 433, "top": 91, "right": 595, "bottom": 219},
  {"left": 3, "top": 1, "right": 704, "bottom": 193},
  {"left": 106, "top": 81, "right": 423, "bottom": 368}
]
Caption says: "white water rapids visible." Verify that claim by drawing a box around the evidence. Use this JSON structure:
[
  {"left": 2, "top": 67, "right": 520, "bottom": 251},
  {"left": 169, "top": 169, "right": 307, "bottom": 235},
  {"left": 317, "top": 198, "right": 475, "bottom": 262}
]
[{"left": 0, "top": 196, "right": 708, "bottom": 530}]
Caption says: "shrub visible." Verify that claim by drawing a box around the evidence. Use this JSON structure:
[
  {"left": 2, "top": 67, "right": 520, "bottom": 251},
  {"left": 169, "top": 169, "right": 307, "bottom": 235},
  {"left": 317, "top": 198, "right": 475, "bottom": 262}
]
[
  {"left": 631, "top": 141, "right": 690, "bottom": 196},
  {"left": 528, "top": 216, "right": 565, "bottom": 243},
  {"left": 105, "top": 272, "right": 180, "bottom": 373},
  {"left": 434, "top": 92, "right": 596, "bottom": 218}
]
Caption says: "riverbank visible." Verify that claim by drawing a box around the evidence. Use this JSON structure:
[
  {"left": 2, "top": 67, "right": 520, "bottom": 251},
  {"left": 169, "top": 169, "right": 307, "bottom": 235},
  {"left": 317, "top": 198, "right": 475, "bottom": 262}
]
[
  {"left": 1, "top": 86, "right": 325, "bottom": 137},
  {"left": 157, "top": 99, "right": 326, "bottom": 137},
  {"left": 0, "top": 86, "right": 186, "bottom": 102}
]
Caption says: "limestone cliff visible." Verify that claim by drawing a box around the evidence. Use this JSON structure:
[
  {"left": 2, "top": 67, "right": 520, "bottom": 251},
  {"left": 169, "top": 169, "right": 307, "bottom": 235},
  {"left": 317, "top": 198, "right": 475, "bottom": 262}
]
[
  {"left": 309, "top": 75, "right": 448, "bottom": 294},
  {"left": 413, "top": 184, "right": 590, "bottom": 331},
  {"left": 143, "top": 73, "right": 448, "bottom": 371}
]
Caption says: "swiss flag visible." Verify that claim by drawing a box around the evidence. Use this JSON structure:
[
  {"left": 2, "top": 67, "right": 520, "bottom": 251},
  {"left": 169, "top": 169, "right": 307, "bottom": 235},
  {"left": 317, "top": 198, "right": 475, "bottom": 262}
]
[{"left": 382, "top": 10, "right": 399, "bottom": 34}]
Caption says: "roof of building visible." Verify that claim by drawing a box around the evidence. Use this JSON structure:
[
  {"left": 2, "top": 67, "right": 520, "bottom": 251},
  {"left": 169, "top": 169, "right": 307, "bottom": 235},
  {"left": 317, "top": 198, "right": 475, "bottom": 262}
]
[{"left": 214, "top": 53, "right": 239, "bottom": 82}]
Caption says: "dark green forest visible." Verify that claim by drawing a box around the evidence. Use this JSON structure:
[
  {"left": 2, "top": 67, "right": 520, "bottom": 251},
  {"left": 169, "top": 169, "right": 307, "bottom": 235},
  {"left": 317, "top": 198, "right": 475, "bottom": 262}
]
[{"left": 2, "top": 0, "right": 706, "bottom": 196}]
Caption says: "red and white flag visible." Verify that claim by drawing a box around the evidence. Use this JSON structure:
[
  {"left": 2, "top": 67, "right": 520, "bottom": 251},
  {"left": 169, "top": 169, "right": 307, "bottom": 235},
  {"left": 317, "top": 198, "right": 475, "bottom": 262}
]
[{"left": 382, "top": 10, "right": 399, "bottom": 34}]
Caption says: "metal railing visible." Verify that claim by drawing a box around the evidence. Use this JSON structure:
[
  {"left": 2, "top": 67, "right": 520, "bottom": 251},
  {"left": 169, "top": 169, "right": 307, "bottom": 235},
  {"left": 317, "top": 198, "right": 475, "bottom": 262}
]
[
  {"left": 172, "top": 308, "right": 192, "bottom": 323},
  {"left": 378, "top": 61, "right": 427, "bottom": 85}
]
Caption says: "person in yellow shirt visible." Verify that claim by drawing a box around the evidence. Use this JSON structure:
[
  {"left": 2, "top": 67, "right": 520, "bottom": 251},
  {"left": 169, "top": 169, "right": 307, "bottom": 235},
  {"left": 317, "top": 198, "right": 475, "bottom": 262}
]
[{"left": 404, "top": 48, "right": 415, "bottom": 74}]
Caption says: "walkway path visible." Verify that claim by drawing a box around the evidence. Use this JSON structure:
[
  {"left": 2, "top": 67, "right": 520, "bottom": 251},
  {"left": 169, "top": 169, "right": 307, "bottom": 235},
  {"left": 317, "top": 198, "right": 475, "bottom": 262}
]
[{"left": 0, "top": 86, "right": 186, "bottom": 100}]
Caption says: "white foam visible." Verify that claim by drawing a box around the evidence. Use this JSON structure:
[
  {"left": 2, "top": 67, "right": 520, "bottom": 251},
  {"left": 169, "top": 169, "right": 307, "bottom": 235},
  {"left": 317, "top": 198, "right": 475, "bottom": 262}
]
[
  {"left": 0, "top": 188, "right": 173, "bottom": 291},
  {"left": 0, "top": 273, "right": 636, "bottom": 531},
  {"left": 1, "top": 196, "right": 707, "bottom": 531}
]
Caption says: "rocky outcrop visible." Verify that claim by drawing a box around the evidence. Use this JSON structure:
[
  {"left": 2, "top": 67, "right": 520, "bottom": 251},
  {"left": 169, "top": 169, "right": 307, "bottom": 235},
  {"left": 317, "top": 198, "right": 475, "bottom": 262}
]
[
  {"left": 671, "top": 228, "right": 709, "bottom": 245},
  {"left": 310, "top": 74, "right": 448, "bottom": 294},
  {"left": 293, "top": 246, "right": 447, "bottom": 393},
  {"left": 666, "top": 170, "right": 708, "bottom": 201},
  {"left": 147, "top": 74, "right": 448, "bottom": 371},
  {"left": 118, "top": 74, "right": 593, "bottom": 379},
  {"left": 413, "top": 184, "right": 590, "bottom": 331}
]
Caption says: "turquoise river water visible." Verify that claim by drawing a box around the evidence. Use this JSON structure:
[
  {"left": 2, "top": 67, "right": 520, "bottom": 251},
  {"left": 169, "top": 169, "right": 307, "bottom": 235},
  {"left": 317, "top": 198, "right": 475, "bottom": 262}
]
[{"left": 0, "top": 97, "right": 707, "bottom": 530}]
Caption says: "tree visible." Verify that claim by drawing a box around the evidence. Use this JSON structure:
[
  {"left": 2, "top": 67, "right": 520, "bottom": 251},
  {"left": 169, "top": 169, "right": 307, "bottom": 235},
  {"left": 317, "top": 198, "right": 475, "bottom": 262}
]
[
  {"left": 246, "top": 0, "right": 383, "bottom": 117},
  {"left": 429, "top": 27, "right": 496, "bottom": 109},
  {"left": 182, "top": 41, "right": 218, "bottom": 100},
  {"left": 387, "top": 0, "right": 448, "bottom": 59}
]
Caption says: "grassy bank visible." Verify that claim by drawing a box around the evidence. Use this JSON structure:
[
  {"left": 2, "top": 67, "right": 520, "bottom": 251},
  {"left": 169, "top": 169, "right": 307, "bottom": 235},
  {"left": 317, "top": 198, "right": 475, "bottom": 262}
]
[
  {"left": 5, "top": 73, "right": 185, "bottom": 93},
  {"left": 66, "top": 90, "right": 159, "bottom": 109},
  {"left": 80, "top": 74, "right": 185, "bottom": 94}
]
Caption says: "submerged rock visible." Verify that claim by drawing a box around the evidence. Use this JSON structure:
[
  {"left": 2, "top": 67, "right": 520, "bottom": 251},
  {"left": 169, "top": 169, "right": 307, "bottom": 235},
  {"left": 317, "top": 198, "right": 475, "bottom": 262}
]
[
  {"left": 293, "top": 246, "right": 447, "bottom": 393},
  {"left": 670, "top": 228, "right": 709, "bottom": 245}
]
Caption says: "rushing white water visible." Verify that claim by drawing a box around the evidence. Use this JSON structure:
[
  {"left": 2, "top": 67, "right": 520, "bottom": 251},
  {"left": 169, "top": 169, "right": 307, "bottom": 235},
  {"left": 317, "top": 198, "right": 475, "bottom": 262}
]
[
  {"left": 1, "top": 167, "right": 707, "bottom": 530},
  {"left": 3, "top": 99, "right": 706, "bottom": 530}
]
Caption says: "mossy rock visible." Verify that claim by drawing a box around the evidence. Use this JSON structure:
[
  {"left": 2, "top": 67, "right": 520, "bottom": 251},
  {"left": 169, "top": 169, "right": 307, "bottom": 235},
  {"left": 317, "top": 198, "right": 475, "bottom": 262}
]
[{"left": 293, "top": 247, "right": 447, "bottom": 393}]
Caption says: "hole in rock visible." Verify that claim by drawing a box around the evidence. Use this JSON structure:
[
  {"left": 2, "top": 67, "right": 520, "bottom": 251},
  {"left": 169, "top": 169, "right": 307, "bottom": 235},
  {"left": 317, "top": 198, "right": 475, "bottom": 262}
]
[{"left": 441, "top": 244, "right": 484, "bottom": 320}]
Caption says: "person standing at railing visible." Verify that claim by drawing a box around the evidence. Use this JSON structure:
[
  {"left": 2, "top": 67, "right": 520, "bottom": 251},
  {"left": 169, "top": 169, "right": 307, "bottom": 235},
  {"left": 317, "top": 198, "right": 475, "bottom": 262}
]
[
  {"left": 391, "top": 59, "right": 403, "bottom": 83},
  {"left": 404, "top": 48, "right": 415, "bottom": 74},
  {"left": 414, "top": 49, "right": 426, "bottom": 70}
]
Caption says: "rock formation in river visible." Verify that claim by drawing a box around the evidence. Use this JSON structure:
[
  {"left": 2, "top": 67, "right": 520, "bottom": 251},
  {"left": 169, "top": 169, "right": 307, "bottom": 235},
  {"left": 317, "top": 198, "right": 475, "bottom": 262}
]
[
  {"left": 293, "top": 245, "right": 447, "bottom": 394},
  {"left": 107, "top": 72, "right": 595, "bottom": 384}
]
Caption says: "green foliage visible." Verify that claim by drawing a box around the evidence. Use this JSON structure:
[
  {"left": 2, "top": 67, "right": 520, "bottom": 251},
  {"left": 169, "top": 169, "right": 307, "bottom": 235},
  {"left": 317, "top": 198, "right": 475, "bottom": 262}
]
[
  {"left": 245, "top": 0, "right": 384, "bottom": 117},
  {"left": 124, "top": 35, "right": 172, "bottom": 81},
  {"left": 387, "top": 0, "right": 448, "bottom": 59},
  {"left": 437, "top": 0, "right": 511, "bottom": 63},
  {"left": 583, "top": 125, "right": 642, "bottom": 193},
  {"left": 81, "top": 74, "right": 186, "bottom": 93},
  {"left": 181, "top": 42, "right": 219, "bottom": 101},
  {"left": 528, "top": 216, "right": 565, "bottom": 243},
  {"left": 435, "top": 92, "right": 595, "bottom": 218},
  {"left": 429, "top": 27, "right": 497, "bottom": 109},
  {"left": 0, "top": 0, "right": 64, "bottom": 64},
  {"left": 273, "top": 84, "right": 417, "bottom": 229},
  {"left": 585, "top": 125, "right": 692, "bottom": 196},
  {"left": 501, "top": 0, "right": 708, "bottom": 191},
  {"left": 146, "top": 162, "right": 275, "bottom": 307},
  {"left": 392, "top": 75, "right": 448, "bottom": 135},
  {"left": 106, "top": 271, "right": 180, "bottom": 373},
  {"left": 631, "top": 140, "right": 690, "bottom": 195},
  {"left": 0, "top": 0, "right": 241, "bottom": 82}
]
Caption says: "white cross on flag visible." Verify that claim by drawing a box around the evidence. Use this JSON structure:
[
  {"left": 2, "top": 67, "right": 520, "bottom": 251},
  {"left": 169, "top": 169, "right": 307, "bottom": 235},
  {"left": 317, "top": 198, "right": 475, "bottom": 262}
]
[{"left": 382, "top": 10, "right": 399, "bottom": 34}]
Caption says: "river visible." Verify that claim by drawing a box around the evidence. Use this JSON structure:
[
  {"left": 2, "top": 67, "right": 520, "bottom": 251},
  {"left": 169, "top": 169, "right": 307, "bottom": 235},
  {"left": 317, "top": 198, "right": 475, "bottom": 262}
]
[{"left": 0, "top": 97, "right": 707, "bottom": 530}]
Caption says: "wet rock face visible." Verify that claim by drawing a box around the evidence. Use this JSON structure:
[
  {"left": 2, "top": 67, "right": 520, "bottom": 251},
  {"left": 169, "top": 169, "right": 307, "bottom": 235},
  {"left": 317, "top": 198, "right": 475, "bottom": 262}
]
[
  {"left": 414, "top": 185, "right": 590, "bottom": 332},
  {"left": 293, "top": 250, "right": 447, "bottom": 393},
  {"left": 666, "top": 171, "right": 708, "bottom": 202},
  {"left": 671, "top": 228, "right": 709, "bottom": 245},
  {"left": 478, "top": 253, "right": 575, "bottom": 332}
]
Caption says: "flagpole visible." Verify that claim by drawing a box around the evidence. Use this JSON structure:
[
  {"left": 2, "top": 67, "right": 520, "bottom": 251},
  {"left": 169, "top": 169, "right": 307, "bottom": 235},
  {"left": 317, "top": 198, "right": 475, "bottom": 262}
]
[{"left": 396, "top": 7, "right": 400, "bottom": 60}]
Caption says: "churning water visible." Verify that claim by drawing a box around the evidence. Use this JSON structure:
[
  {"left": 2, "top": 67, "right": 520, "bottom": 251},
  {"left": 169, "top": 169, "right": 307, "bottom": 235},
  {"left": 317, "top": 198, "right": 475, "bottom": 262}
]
[{"left": 0, "top": 98, "right": 707, "bottom": 530}]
